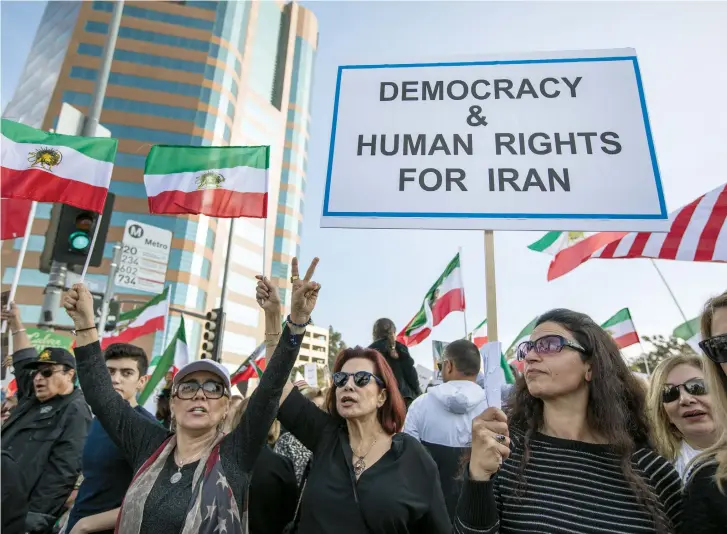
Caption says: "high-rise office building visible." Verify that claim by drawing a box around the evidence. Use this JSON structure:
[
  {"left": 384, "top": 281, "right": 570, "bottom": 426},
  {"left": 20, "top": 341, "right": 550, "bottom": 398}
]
[{"left": 1, "top": 1, "right": 318, "bottom": 368}]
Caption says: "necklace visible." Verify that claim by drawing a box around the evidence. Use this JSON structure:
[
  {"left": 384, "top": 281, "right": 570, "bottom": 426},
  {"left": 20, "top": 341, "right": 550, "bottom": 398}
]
[
  {"left": 170, "top": 449, "right": 202, "bottom": 484},
  {"left": 352, "top": 435, "right": 379, "bottom": 477}
]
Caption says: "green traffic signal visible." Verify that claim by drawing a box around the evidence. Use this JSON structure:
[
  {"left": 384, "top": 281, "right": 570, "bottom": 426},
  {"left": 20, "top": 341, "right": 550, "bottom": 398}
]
[{"left": 69, "top": 231, "right": 90, "bottom": 251}]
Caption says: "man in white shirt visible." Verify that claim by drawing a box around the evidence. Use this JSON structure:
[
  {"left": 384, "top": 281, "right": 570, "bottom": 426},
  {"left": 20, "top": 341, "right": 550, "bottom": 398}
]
[{"left": 403, "top": 339, "right": 488, "bottom": 519}]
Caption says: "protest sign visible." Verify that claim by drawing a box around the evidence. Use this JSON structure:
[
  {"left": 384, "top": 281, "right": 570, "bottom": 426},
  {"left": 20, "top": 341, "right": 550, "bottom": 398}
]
[{"left": 322, "top": 48, "right": 667, "bottom": 231}]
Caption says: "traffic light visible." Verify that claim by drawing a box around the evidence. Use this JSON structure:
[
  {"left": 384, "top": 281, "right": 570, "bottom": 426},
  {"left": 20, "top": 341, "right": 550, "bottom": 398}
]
[
  {"left": 40, "top": 193, "right": 115, "bottom": 272},
  {"left": 202, "top": 308, "right": 226, "bottom": 361}
]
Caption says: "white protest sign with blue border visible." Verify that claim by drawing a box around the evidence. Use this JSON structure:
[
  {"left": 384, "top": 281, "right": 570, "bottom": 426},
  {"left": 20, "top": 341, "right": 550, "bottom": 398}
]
[{"left": 321, "top": 48, "right": 668, "bottom": 231}]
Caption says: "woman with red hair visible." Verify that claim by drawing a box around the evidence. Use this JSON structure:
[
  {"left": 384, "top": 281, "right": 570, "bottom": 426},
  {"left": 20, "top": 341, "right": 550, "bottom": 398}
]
[{"left": 255, "top": 263, "right": 450, "bottom": 533}]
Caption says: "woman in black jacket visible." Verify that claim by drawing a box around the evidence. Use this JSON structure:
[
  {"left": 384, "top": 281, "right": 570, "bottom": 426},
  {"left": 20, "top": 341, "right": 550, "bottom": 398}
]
[
  {"left": 255, "top": 266, "right": 450, "bottom": 534},
  {"left": 370, "top": 319, "right": 421, "bottom": 407}
]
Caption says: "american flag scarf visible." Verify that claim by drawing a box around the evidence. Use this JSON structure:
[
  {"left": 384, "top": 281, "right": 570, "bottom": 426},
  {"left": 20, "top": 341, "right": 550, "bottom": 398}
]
[{"left": 115, "top": 433, "right": 246, "bottom": 534}]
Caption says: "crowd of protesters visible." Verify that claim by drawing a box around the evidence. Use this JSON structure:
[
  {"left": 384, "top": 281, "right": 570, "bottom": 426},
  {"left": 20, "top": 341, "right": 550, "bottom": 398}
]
[{"left": 0, "top": 257, "right": 725, "bottom": 534}]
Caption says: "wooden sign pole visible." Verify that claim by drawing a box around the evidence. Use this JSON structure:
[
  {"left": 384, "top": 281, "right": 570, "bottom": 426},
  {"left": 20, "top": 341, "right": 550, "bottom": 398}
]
[{"left": 484, "top": 230, "right": 498, "bottom": 342}]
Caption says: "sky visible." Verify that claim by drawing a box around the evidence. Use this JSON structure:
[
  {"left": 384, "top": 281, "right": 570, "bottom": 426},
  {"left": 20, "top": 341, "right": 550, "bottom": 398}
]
[{"left": 2, "top": 1, "right": 726, "bottom": 369}]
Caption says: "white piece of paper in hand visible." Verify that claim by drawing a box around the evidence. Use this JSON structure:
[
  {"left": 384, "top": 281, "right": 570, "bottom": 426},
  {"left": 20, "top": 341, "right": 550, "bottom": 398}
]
[{"left": 481, "top": 341, "right": 505, "bottom": 409}]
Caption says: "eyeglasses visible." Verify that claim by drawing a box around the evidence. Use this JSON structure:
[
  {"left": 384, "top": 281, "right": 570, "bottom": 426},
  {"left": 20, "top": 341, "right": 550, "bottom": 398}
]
[
  {"left": 32, "top": 367, "right": 65, "bottom": 379},
  {"left": 332, "top": 371, "right": 384, "bottom": 389},
  {"left": 662, "top": 378, "right": 707, "bottom": 403},
  {"left": 516, "top": 335, "right": 586, "bottom": 361},
  {"left": 174, "top": 380, "right": 228, "bottom": 400},
  {"left": 699, "top": 334, "right": 727, "bottom": 364}
]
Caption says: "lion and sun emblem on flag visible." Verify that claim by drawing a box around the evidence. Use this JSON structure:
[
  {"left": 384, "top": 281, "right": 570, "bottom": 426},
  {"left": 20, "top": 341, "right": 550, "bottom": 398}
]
[
  {"left": 27, "top": 146, "right": 63, "bottom": 172},
  {"left": 195, "top": 171, "right": 225, "bottom": 190}
]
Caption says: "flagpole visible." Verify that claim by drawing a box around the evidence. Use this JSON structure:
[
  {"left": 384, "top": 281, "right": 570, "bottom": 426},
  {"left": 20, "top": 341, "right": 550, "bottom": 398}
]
[
  {"left": 2, "top": 201, "right": 37, "bottom": 334},
  {"left": 650, "top": 260, "right": 691, "bottom": 331},
  {"left": 457, "top": 246, "right": 468, "bottom": 339},
  {"left": 262, "top": 221, "right": 268, "bottom": 279},
  {"left": 219, "top": 218, "right": 235, "bottom": 310},
  {"left": 79, "top": 213, "right": 103, "bottom": 282}
]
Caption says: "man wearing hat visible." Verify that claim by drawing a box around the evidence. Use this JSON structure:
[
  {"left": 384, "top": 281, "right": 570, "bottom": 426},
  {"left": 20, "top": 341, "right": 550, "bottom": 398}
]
[{"left": 2, "top": 313, "right": 92, "bottom": 534}]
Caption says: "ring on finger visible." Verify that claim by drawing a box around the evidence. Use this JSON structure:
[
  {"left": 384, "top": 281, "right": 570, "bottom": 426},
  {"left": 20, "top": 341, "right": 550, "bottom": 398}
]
[
  {"left": 290, "top": 275, "right": 299, "bottom": 282},
  {"left": 494, "top": 434, "right": 507, "bottom": 444}
]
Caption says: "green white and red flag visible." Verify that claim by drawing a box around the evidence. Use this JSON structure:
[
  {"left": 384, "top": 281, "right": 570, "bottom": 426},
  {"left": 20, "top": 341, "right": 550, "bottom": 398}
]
[
  {"left": 601, "top": 308, "right": 640, "bottom": 349},
  {"left": 230, "top": 343, "right": 266, "bottom": 385},
  {"left": 528, "top": 231, "right": 587, "bottom": 256},
  {"left": 0, "top": 119, "right": 117, "bottom": 212},
  {"left": 143, "top": 145, "right": 269, "bottom": 218},
  {"left": 673, "top": 316, "right": 702, "bottom": 353},
  {"left": 397, "top": 253, "right": 466, "bottom": 347},
  {"left": 470, "top": 319, "right": 488, "bottom": 349},
  {"left": 547, "top": 183, "right": 727, "bottom": 280},
  {"left": 101, "top": 288, "right": 169, "bottom": 349}
]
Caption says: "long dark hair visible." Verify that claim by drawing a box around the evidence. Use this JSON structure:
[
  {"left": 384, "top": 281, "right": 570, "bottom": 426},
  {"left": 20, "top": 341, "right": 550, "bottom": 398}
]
[
  {"left": 509, "top": 309, "right": 669, "bottom": 533},
  {"left": 372, "top": 318, "right": 398, "bottom": 360}
]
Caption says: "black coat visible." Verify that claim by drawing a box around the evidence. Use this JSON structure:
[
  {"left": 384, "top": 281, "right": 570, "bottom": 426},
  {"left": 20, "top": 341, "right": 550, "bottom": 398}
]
[
  {"left": 369, "top": 340, "right": 422, "bottom": 401},
  {"left": 1, "top": 348, "right": 91, "bottom": 533},
  {"left": 1, "top": 450, "right": 28, "bottom": 534},
  {"left": 249, "top": 445, "right": 299, "bottom": 534}
]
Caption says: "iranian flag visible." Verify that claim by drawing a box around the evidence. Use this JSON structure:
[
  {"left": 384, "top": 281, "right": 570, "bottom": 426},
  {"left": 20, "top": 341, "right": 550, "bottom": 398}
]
[
  {"left": 674, "top": 317, "right": 702, "bottom": 353},
  {"left": 601, "top": 308, "right": 640, "bottom": 349},
  {"left": 144, "top": 145, "right": 269, "bottom": 218},
  {"left": 230, "top": 343, "right": 266, "bottom": 385},
  {"left": 547, "top": 183, "right": 727, "bottom": 280},
  {"left": 397, "top": 253, "right": 466, "bottom": 347},
  {"left": 507, "top": 317, "right": 538, "bottom": 355},
  {"left": 470, "top": 319, "right": 488, "bottom": 349},
  {"left": 101, "top": 288, "right": 169, "bottom": 349},
  {"left": 1, "top": 119, "right": 117, "bottom": 213},
  {"left": 528, "top": 231, "right": 587, "bottom": 256},
  {"left": 139, "top": 318, "right": 188, "bottom": 408}
]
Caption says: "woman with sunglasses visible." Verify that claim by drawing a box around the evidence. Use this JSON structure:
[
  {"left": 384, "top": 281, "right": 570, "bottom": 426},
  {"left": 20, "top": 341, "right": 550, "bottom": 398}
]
[
  {"left": 682, "top": 290, "right": 727, "bottom": 534},
  {"left": 454, "top": 309, "right": 682, "bottom": 534},
  {"left": 62, "top": 259, "right": 319, "bottom": 534},
  {"left": 255, "top": 273, "right": 451, "bottom": 533},
  {"left": 647, "top": 355, "right": 717, "bottom": 480}
]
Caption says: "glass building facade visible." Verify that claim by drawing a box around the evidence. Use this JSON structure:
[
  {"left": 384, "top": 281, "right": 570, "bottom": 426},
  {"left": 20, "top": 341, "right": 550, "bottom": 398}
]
[{"left": 1, "top": 0, "right": 318, "bottom": 367}]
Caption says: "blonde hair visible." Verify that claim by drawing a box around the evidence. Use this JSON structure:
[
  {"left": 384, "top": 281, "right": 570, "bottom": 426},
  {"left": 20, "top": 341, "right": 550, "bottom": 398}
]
[
  {"left": 231, "top": 397, "right": 280, "bottom": 446},
  {"left": 646, "top": 354, "right": 705, "bottom": 462},
  {"left": 691, "top": 290, "right": 727, "bottom": 492}
]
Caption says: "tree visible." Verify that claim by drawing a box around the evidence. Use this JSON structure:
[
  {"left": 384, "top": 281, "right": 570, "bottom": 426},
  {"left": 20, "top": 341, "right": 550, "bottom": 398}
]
[
  {"left": 629, "top": 335, "right": 697, "bottom": 374},
  {"left": 328, "top": 326, "right": 347, "bottom": 372}
]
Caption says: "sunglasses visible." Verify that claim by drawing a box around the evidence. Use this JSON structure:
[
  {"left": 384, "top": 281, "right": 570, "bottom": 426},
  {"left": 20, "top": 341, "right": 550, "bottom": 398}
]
[
  {"left": 32, "top": 367, "right": 65, "bottom": 379},
  {"left": 174, "top": 380, "right": 228, "bottom": 400},
  {"left": 662, "top": 378, "right": 707, "bottom": 403},
  {"left": 516, "top": 335, "right": 586, "bottom": 361},
  {"left": 699, "top": 334, "right": 727, "bottom": 364},
  {"left": 332, "top": 371, "right": 384, "bottom": 389}
]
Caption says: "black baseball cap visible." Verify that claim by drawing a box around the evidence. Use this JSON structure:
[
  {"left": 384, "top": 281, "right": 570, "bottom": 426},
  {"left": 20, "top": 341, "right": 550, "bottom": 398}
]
[{"left": 26, "top": 348, "right": 76, "bottom": 370}]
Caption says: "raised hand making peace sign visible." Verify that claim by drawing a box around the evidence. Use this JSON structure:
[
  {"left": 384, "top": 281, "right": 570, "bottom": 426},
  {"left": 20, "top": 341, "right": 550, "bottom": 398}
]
[
  {"left": 289, "top": 257, "right": 320, "bottom": 324},
  {"left": 255, "top": 257, "right": 320, "bottom": 326}
]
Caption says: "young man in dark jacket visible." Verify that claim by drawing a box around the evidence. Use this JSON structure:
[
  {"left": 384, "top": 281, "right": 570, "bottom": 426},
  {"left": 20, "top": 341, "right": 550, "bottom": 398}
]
[{"left": 1, "top": 305, "right": 92, "bottom": 534}]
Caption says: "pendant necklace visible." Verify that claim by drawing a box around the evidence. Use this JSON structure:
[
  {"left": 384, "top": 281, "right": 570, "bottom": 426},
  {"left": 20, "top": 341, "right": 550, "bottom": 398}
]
[
  {"left": 352, "top": 435, "right": 379, "bottom": 478},
  {"left": 171, "top": 449, "right": 201, "bottom": 484}
]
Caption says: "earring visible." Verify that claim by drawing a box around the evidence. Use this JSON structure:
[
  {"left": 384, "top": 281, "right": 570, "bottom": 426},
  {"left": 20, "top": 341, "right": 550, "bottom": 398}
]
[{"left": 170, "top": 414, "right": 177, "bottom": 432}]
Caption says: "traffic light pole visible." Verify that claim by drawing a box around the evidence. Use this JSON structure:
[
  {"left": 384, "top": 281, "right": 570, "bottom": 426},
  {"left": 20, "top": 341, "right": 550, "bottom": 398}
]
[
  {"left": 39, "top": 1, "right": 123, "bottom": 326},
  {"left": 97, "top": 243, "right": 121, "bottom": 333}
]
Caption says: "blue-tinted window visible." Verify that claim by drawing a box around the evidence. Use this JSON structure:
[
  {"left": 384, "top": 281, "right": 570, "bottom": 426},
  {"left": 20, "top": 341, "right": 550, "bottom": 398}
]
[
  {"left": 115, "top": 152, "right": 147, "bottom": 169},
  {"left": 93, "top": 1, "right": 214, "bottom": 30},
  {"left": 71, "top": 68, "right": 215, "bottom": 101},
  {"left": 86, "top": 21, "right": 211, "bottom": 52},
  {"left": 78, "top": 44, "right": 206, "bottom": 73},
  {"left": 78, "top": 43, "right": 102, "bottom": 56},
  {"left": 271, "top": 260, "right": 288, "bottom": 279},
  {"left": 248, "top": 1, "right": 281, "bottom": 102},
  {"left": 185, "top": 1, "right": 219, "bottom": 11},
  {"left": 63, "top": 90, "right": 197, "bottom": 122},
  {"left": 109, "top": 181, "right": 147, "bottom": 198}
]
